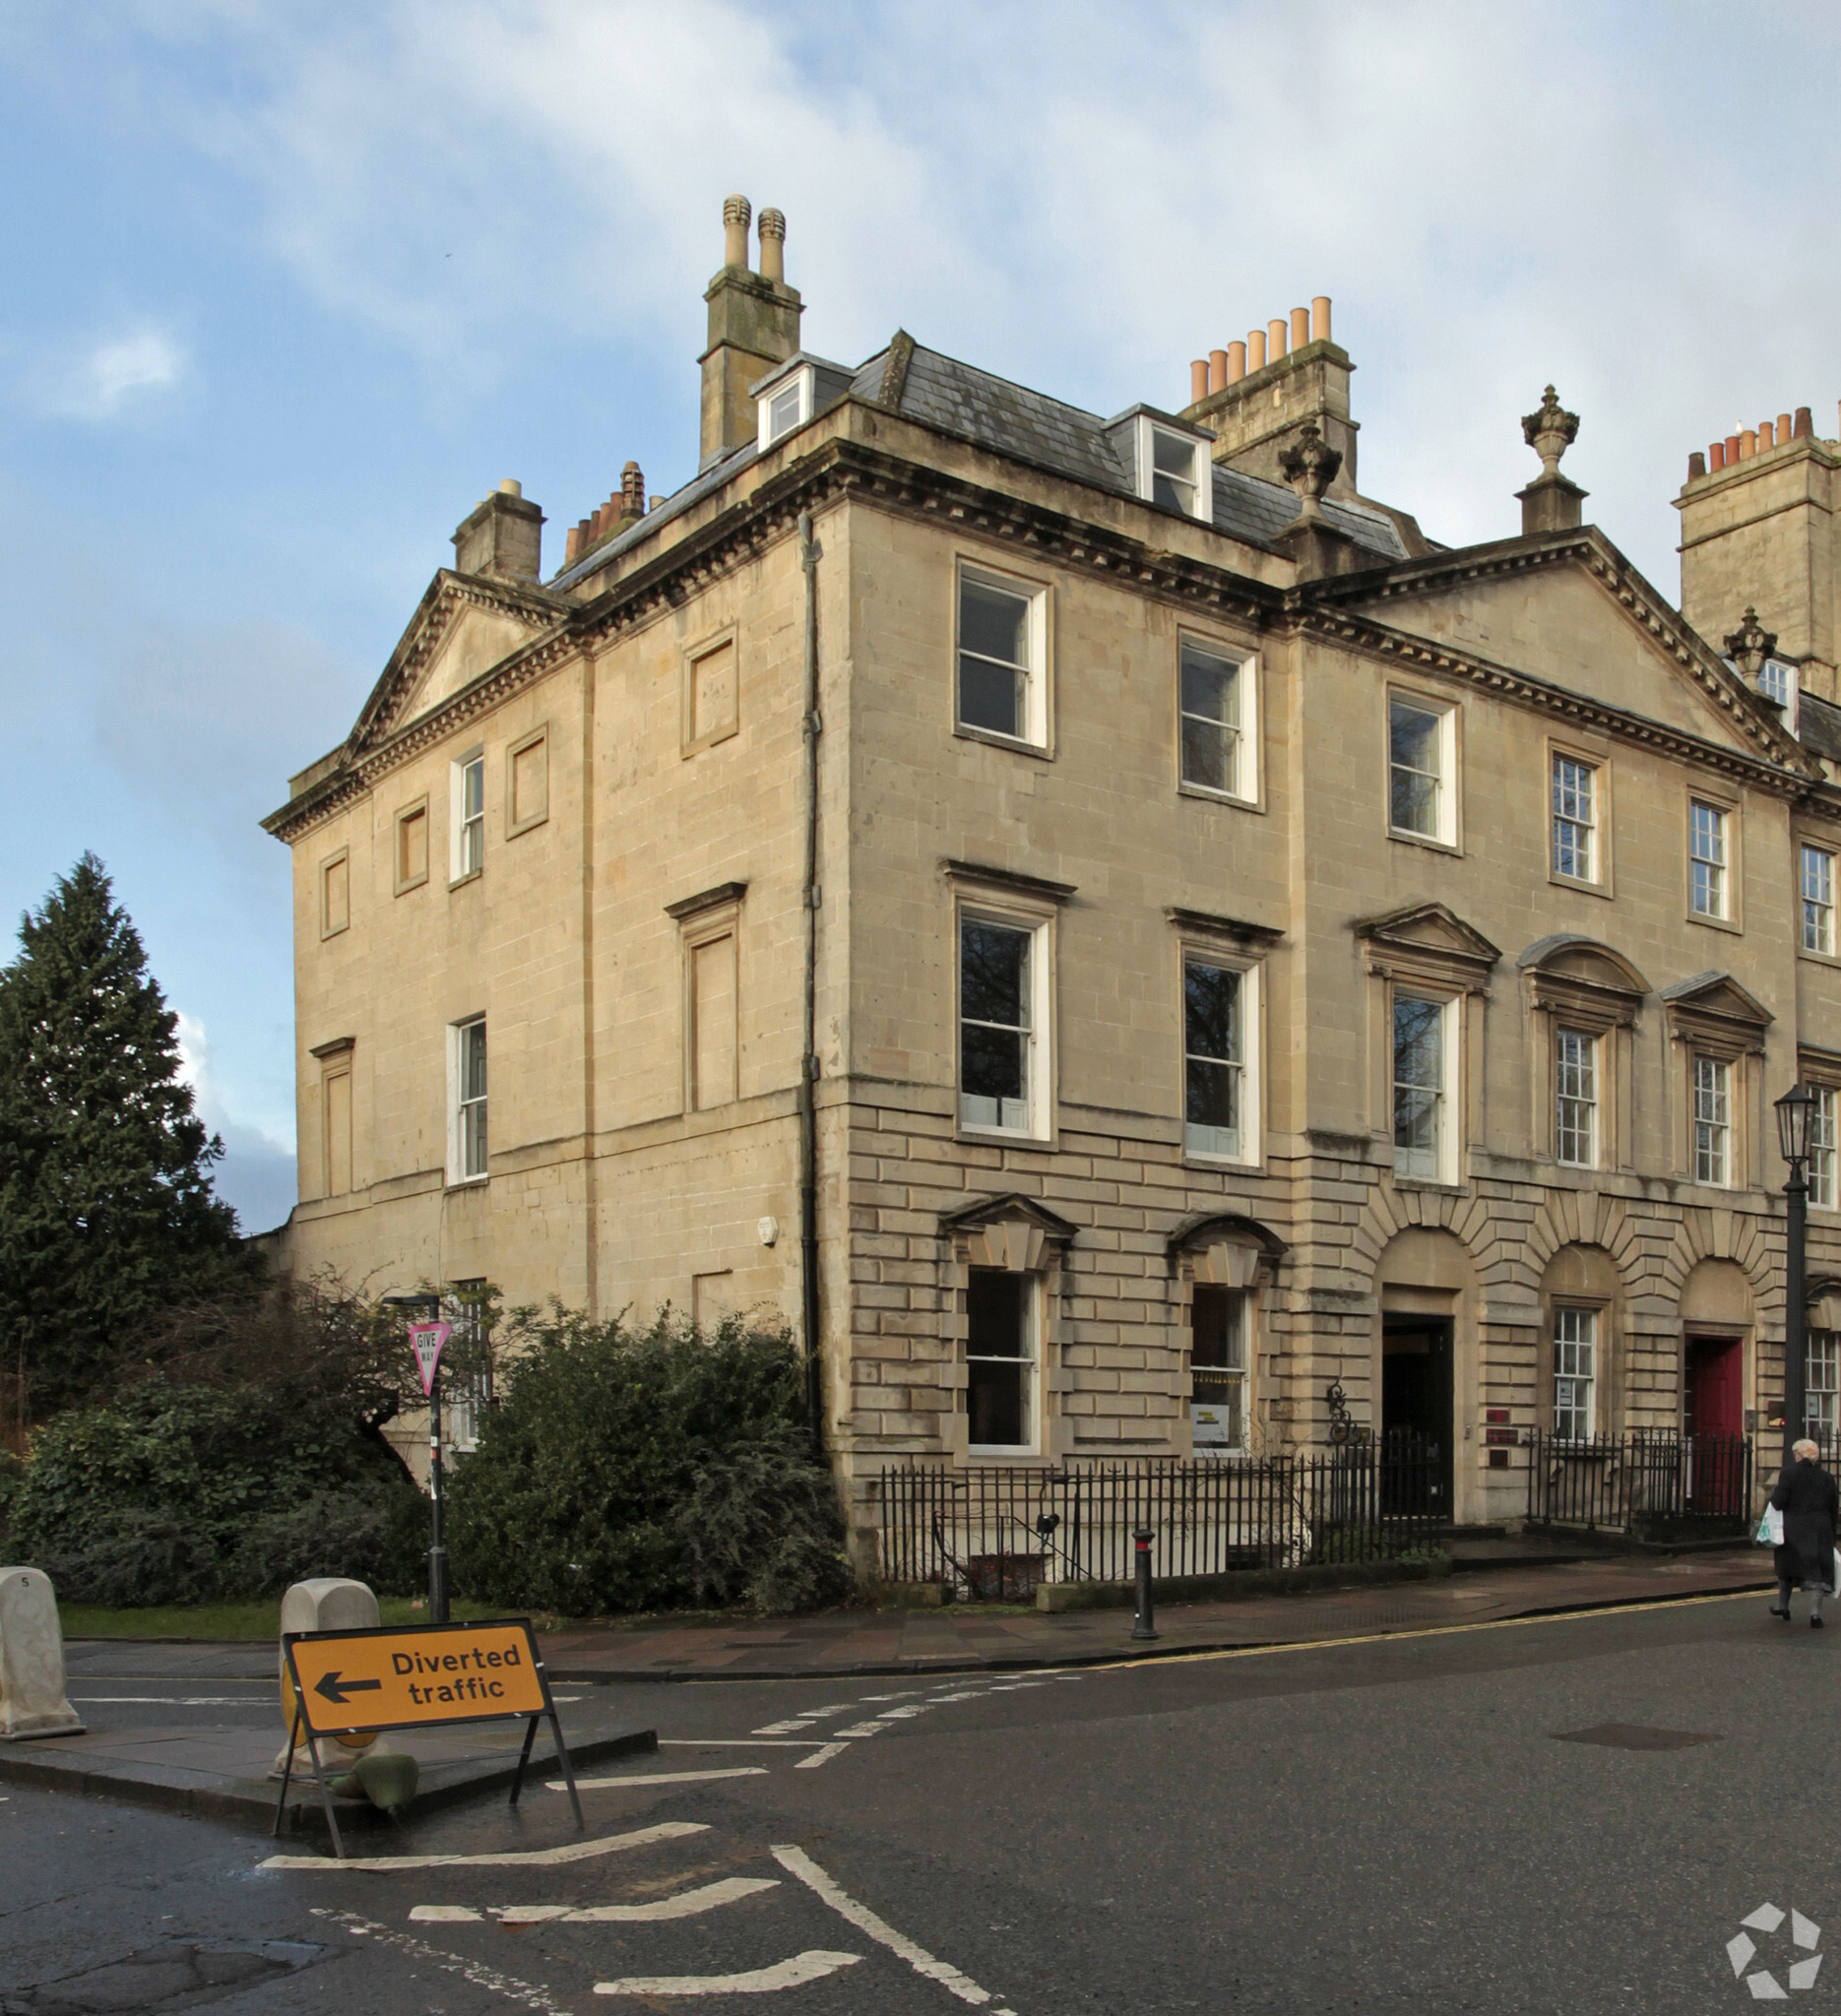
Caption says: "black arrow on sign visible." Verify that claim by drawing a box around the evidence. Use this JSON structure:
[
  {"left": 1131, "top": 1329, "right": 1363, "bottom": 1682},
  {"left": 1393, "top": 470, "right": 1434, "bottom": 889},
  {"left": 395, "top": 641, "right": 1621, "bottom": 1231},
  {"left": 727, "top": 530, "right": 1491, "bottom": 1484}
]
[{"left": 314, "top": 1670, "right": 383, "bottom": 1706}]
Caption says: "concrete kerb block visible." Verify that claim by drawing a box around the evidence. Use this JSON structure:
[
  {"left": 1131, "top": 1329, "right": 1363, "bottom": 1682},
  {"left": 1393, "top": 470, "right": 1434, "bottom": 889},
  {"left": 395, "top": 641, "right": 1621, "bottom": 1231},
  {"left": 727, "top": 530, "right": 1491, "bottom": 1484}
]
[
  {"left": 0, "top": 1566, "right": 84, "bottom": 1739},
  {"left": 273, "top": 1577, "right": 389, "bottom": 1779}
]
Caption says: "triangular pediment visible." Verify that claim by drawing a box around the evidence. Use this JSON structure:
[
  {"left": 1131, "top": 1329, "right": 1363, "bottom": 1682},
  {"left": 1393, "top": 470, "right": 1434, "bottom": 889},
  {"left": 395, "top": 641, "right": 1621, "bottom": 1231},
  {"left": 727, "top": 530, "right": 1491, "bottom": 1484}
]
[
  {"left": 1320, "top": 532, "right": 1811, "bottom": 774},
  {"left": 1355, "top": 902, "right": 1501, "bottom": 972},
  {"left": 349, "top": 572, "right": 563, "bottom": 756},
  {"left": 1660, "top": 969, "right": 1772, "bottom": 1030},
  {"left": 938, "top": 1192, "right": 1079, "bottom": 1242}
]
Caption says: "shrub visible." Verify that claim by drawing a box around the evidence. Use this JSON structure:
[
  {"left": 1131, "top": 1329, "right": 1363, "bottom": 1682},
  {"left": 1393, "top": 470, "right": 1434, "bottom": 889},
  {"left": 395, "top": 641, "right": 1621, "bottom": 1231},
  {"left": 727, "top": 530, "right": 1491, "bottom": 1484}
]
[
  {"left": 9, "top": 1381, "right": 427, "bottom": 1605},
  {"left": 448, "top": 1307, "right": 850, "bottom": 1615}
]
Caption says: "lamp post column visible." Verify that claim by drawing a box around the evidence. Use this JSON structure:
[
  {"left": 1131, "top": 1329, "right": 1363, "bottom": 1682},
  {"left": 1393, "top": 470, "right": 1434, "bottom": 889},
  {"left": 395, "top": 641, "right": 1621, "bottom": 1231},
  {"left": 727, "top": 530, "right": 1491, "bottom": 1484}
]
[
  {"left": 428, "top": 1354, "right": 450, "bottom": 1625},
  {"left": 1785, "top": 1164, "right": 1809, "bottom": 1470}
]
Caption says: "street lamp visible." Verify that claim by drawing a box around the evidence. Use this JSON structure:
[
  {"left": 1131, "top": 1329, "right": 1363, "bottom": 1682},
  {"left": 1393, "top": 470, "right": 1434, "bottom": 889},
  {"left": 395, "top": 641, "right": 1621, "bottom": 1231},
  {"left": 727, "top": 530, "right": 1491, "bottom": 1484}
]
[
  {"left": 381, "top": 1288, "right": 449, "bottom": 1624},
  {"left": 1775, "top": 1086, "right": 1818, "bottom": 1467}
]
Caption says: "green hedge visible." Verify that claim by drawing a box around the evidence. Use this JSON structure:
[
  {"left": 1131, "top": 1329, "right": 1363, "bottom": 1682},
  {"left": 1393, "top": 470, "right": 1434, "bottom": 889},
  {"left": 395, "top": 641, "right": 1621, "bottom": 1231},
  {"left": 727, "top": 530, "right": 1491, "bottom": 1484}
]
[
  {"left": 6, "top": 1382, "right": 427, "bottom": 1605},
  {"left": 447, "top": 1308, "right": 850, "bottom": 1615}
]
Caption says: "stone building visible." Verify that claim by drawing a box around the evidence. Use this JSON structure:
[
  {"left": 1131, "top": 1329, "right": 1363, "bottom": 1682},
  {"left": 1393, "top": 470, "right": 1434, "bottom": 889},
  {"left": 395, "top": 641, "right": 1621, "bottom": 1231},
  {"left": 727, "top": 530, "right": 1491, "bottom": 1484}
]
[{"left": 265, "top": 195, "right": 1841, "bottom": 1557}]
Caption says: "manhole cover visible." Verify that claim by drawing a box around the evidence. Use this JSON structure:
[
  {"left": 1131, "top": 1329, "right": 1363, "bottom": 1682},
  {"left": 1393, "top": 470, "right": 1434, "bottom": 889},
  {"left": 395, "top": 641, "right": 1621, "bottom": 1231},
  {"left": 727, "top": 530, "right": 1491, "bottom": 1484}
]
[
  {"left": 2, "top": 1940, "right": 321, "bottom": 2015},
  {"left": 1552, "top": 1723, "right": 1720, "bottom": 1751}
]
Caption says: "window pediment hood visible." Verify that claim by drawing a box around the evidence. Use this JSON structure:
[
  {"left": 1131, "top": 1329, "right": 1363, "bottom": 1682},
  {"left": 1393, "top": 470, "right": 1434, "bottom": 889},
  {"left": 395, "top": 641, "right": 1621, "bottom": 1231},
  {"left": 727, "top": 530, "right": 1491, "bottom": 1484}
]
[
  {"left": 1518, "top": 934, "right": 1650, "bottom": 1026},
  {"left": 1661, "top": 970, "right": 1772, "bottom": 1054},
  {"left": 1166, "top": 1212, "right": 1287, "bottom": 1284},
  {"left": 1355, "top": 902, "right": 1500, "bottom": 990},
  {"left": 939, "top": 1193, "right": 1077, "bottom": 1272}
]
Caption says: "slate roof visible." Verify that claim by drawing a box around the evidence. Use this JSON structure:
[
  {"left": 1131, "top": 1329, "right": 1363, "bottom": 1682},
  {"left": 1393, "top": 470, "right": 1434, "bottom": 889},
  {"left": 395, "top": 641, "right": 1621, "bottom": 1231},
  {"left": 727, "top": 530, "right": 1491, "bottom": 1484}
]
[
  {"left": 549, "top": 335, "right": 1407, "bottom": 592},
  {"left": 1800, "top": 690, "right": 1841, "bottom": 764}
]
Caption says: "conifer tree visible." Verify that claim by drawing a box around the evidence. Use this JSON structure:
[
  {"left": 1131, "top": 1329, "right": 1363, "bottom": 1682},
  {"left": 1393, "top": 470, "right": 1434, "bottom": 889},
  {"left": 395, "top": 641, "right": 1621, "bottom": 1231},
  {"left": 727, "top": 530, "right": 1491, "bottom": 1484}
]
[{"left": 0, "top": 854, "right": 255, "bottom": 1416}]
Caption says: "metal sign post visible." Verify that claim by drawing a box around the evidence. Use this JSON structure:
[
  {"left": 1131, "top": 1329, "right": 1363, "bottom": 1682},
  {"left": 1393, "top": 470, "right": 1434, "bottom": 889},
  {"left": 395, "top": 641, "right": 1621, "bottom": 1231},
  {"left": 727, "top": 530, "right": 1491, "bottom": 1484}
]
[
  {"left": 410, "top": 1320, "right": 453, "bottom": 1625},
  {"left": 270, "top": 1617, "right": 583, "bottom": 1858}
]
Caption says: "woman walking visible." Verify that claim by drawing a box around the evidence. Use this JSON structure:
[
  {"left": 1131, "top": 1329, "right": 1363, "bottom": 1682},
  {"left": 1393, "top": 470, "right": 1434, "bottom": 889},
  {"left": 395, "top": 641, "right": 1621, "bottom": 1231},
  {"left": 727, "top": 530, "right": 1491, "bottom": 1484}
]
[{"left": 1769, "top": 1437, "right": 1839, "bottom": 1627}]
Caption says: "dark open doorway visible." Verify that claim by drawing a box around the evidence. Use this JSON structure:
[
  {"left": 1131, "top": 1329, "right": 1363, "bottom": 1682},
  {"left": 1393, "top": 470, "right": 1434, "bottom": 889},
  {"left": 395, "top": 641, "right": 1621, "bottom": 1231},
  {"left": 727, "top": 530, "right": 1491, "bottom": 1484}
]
[{"left": 1382, "top": 1317, "right": 1453, "bottom": 1518}]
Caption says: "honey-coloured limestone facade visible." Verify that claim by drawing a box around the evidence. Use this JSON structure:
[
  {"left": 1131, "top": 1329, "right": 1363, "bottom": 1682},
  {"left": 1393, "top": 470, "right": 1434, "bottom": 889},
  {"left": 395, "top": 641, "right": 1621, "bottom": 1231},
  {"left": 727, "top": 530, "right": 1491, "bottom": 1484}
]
[{"left": 264, "top": 198, "right": 1841, "bottom": 1567}]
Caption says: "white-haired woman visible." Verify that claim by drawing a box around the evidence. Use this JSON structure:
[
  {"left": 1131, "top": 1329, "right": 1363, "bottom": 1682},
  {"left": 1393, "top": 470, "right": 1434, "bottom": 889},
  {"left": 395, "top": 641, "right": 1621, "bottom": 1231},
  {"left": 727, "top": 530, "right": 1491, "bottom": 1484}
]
[{"left": 1769, "top": 1437, "right": 1839, "bottom": 1627}]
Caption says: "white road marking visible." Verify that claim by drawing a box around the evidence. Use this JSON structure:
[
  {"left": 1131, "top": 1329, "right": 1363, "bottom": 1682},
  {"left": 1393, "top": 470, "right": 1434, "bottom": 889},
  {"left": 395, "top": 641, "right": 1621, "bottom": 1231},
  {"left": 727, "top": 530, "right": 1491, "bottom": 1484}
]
[
  {"left": 856, "top": 1690, "right": 923, "bottom": 1702},
  {"left": 552, "top": 1767, "right": 767, "bottom": 1791},
  {"left": 263, "top": 1821, "right": 707, "bottom": 1870},
  {"left": 70, "top": 1696, "right": 261, "bottom": 1706},
  {"left": 494, "top": 1877, "right": 779, "bottom": 1922},
  {"left": 594, "top": 1949, "right": 861, "bottom": 1996},
  {"left": 750, "top": 1719, "right": 816, "bottom": 1735},
  {"left": 309, "top": 1908, "right": 571, "bottom": 2013},
  {"left": 877, "top": 1705, "right": 929, "bottom": 1719},
  {"left": 659, "top": 1738, "right": 812, "bottom": 1748},
  {"left": 984, "top": 1682, "right": 1047, "bottom": 1692},
  {"left": 410, "top": 1905, "right": 482, "bottom": 1922},
  {"left": 831, "top": 1722, "right": 888, "bottom": 1738},
  {"left": 772, "top": 1843, "right": 1002, "bottom": 2007},
  {"left": 794, "top": 1743, "right": 850, "bottom": 1769}
]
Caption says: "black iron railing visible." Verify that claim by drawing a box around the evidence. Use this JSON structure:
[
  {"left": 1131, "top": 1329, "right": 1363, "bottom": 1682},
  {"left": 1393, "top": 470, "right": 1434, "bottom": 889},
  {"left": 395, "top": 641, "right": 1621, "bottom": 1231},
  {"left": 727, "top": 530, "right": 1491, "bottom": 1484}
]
[
  {"left": 877, "top": 1442, "right": 1441, "bottom": 1599},
  {"left": 1525, "top": 1431, "right": 1752, "bottom": 1531}
]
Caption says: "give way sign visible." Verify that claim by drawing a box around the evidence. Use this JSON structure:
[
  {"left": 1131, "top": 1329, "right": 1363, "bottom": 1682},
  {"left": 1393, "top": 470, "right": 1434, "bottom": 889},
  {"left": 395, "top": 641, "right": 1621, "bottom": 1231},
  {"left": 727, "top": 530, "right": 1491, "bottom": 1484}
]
[{"left": 410, "top": 1320, "right": 452, "bottom": 1397}]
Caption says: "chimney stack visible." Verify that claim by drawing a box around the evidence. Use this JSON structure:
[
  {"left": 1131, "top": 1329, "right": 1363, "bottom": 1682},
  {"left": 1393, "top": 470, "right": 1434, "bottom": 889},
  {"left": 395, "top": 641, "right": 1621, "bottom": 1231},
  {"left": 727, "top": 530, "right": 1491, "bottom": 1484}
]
[
  {"left": 699, "top": 193, "right": 802, "bottom": 468},
  {"left": 453, "top": 478, "right": 543, "bottom": 583},
  {"left": 1181, "top": 294, "right": 1358, "bottom": 491}
]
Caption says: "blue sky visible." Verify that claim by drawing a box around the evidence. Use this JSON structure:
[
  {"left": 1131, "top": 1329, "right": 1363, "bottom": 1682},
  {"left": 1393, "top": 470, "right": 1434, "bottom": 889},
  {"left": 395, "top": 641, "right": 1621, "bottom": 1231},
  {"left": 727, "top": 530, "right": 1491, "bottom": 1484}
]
[{"left": 1, "top": 1, "right": 1836, "bottom": 1231}]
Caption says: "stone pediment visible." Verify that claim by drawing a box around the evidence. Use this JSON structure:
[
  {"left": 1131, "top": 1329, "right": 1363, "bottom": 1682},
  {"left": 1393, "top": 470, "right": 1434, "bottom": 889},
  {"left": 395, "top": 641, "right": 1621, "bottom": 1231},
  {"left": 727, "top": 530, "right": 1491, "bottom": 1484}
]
[
  {"left": 1166, "top": 1212, "right": 1287, "bottom": 1284},
  {"left": 349, "top": 572, "right": 563, "bottom": 756},
  {"left": 1355, "top": 903, "right": 1501, "bottom": 991},
  {"left": 1518, "top": 934, "right": 1649, "bottom": 1027},
  {"left": 938, "top": 1193, "right": 1077, "bottom": 1272},
  {"left": 1661, "top": 970, "right": 1772, "bottom": 1055}
]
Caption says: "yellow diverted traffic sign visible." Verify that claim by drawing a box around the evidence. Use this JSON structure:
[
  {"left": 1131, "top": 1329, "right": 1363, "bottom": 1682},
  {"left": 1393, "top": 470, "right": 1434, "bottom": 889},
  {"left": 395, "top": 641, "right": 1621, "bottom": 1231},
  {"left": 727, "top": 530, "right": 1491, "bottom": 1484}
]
[{"left": 286, "top": 1621, "right": 547, "bottom": 1736}]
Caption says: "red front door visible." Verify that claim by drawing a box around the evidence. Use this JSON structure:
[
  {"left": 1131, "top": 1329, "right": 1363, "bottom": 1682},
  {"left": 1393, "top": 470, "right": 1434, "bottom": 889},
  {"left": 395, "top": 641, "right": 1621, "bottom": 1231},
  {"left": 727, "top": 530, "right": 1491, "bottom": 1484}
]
[{"left": 1685, "top": 1336, "right": 1744, "bottom": 1437}]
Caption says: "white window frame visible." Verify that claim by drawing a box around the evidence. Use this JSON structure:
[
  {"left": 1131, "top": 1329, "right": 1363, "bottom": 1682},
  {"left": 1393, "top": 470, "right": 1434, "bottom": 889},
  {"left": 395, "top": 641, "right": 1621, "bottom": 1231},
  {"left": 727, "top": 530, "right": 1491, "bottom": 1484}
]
[
  {"left": 1177, "top": 637, "right": 1257, "bottom": 805},
  {"left": 1807, "top": 1331, "right": 1839, "bottom": 1441},
  {"left": 958, "top": 907, "right": 1051, "bottom": 1141},
  {"left": 955, "top": 562, "right": 1049, "bottom": 750},
  {"left": 1189, "top": 1284, "right": 1249, "bottom": 1454},
  {"left": 1387, "top": 692, "right": 1458, "bottom": 847},
  {"left": 1810, "top": 1086, "right": 1838, "bottom": 1212},
  {"left": 965, "top": 1267, "right": 1040, "bottom": 1455},
  {"left": 448, "top": 1015, "right": 488, "bottom": 1185},
  {"left": 1182, "top": 953, "right": 1261, "bottom": 1166},
  {"left": 1691, "top": 1052, "right": 1731, "bottom": 1187},
  {"left": 451, "top": 748, "right": 485, "bottom": 883},
  {"left": 1392, "top": 989, "right": 1458, "bottom": 1184},
  {"left": 1802, "top": 844, "right": 1836, "bottom": 957},
  {"left": 1687, "top": 797, "right": 1728, "bottom": 919},
  {"left": 1554, "top": 1305, "right": 1598, "bottom": 1442},
  {"left": 756, "top": 363, "right": 813, "bottom": 451},
  {"left": 1136, "top": 416, "right": 1211, "bottom": 522},
  {"left": 1555, "top": 1026, "right": 1598, "bottom": 1168},
  {"left": 1551, "top": 753, "right": 1598, "bottom": 884}
]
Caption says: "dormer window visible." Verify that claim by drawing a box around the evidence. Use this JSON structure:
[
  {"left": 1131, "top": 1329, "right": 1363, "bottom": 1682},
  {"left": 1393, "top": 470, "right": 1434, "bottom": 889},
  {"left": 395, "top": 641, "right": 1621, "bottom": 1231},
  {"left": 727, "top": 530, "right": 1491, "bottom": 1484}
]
[
  {"left": 756, "top": 365, "right": 812, "bottom": 451},
  {"left": 1138, "top": 418, "right": 1211, "bottom": 522}
]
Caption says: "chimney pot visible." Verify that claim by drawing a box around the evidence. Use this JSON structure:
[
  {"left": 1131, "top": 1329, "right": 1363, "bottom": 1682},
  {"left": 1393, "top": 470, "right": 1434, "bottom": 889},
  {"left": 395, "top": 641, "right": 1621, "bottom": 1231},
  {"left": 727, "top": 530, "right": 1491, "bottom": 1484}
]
[
  {"left": 1724, "top": 433, "right": 1742, "bottom": 464},
  {"left": 1267, "top": 317, "right": 1288, "bottom": 361},
  {"left": 565, "top": 525, "right": 581, "bottom": 565},
  {"left": 1290, "top": 306, "right": 1309, "bottom": 351},
  {"left": 498, "top": 478, "right": 522, "bottom": 497},
  {"left": 1190, "top": 358, "right": 1209, "bottom": 404},
  {"left": 1709, "top": 440, "right": 1726, "bottom": 471},
  {"left": 722, "top": 193, "right": 751, "bottom": 269},
  {"left": 1246, "top": 329, "right": 1267, "bottom": 372},
  {"left": 1740, "top": 428, "right": 1756, "bottom": 460},
  {"left": 1759, "top": 419, "right": 1775, "bottom": 451},
  {"left": 649, "top": 494, "right": 664, "bottom": 512},
  {"left": 1311, "top": 295, "right": 1332, "bottom": 343},
  {"left": 1688, "top": 450, "right": 1707, "bottom": 480},
  {"left": 1796, "top": 407, "right": 1813, "bottom": 438},
  {"left": 758, "top": 207, "right": 786, "bottom": 284},
  {"left": 1227, "top": 341, "right": 1246, "bottom": 383},
  {"left": 620, "top": 461, "right": 646, "bottom": 519},
  {"left": 1208, "top": 348, "right": 1228, "bottom": 394},
  {"left": 1777, "top": 411, "right": 1793, "bottom": 441}
]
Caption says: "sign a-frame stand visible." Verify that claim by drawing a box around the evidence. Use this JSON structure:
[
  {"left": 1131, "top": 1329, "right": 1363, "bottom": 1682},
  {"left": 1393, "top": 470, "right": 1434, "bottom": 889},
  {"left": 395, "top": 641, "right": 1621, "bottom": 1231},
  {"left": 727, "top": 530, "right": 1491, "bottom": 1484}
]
[{"left": 272, "top": 1616, "right": 584, "bottom": 1858}]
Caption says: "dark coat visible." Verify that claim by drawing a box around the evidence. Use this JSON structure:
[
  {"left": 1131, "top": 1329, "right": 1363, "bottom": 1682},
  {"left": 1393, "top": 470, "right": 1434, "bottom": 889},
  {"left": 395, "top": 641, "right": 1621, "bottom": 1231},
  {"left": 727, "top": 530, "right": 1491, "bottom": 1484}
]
[{"left": 1770, "top": 1458, "right": 1839, "bottom": 1588}]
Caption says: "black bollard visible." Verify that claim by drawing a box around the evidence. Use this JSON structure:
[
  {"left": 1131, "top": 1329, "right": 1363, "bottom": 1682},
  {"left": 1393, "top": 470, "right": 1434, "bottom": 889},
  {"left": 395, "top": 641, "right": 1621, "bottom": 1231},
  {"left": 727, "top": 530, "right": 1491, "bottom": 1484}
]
[{"left": 1131, "top": 1526, "right": 1158, "bottom": 1641}]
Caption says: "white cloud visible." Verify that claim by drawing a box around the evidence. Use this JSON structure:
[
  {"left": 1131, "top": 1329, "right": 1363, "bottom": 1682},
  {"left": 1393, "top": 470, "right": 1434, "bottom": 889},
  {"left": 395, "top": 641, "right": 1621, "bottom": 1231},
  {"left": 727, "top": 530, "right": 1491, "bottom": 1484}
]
[
  {"left": 174, "top": 1009, "right": 297, "bottom": 1233},
  {"left": 43, "top": 324, "right": 187, "bottom": 420}
]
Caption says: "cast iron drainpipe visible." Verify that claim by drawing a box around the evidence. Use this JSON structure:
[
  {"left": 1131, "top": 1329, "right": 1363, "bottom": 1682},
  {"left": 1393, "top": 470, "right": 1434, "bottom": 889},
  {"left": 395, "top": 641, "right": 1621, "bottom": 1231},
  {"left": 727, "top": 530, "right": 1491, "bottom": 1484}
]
[{"left": 798, "top": 510, "right": 824, "bottom": 1450}]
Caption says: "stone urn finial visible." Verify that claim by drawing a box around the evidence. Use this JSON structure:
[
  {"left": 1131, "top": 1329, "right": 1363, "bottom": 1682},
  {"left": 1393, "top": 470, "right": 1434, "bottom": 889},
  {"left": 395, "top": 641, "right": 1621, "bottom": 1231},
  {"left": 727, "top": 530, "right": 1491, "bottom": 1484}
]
[
  {"left": 1724, "top": 605, "right": 1779, "bottom": 684},
  {"left": 1278, "top": 423, "right": 1343, "bottom": 522},
  {"left": 1522, "top": 385, "right": 1579, "bottom": 478}
]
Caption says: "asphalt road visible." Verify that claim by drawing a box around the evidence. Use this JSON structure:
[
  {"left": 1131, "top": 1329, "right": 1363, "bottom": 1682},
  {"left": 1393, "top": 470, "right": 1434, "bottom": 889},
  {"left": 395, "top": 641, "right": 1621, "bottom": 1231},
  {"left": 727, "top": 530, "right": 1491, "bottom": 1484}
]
[{"left": 6, "top": 1589, "right": 1836, "bottom": 2013}]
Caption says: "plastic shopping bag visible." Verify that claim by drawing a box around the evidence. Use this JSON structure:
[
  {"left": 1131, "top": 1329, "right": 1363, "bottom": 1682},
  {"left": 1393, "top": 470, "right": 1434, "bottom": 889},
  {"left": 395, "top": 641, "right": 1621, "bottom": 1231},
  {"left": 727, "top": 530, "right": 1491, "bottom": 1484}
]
[{"left": 1756, "top": 1504, "right": 1785, "bottom": 1547}]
